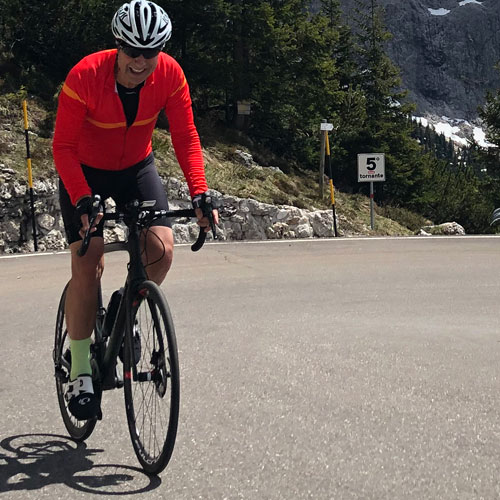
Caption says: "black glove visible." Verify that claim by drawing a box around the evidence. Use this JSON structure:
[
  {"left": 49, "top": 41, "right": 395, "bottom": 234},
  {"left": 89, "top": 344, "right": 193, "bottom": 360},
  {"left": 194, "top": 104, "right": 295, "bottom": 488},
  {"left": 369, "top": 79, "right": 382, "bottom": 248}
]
[
  {"left": 192, "top": 192, "right": 219, "bottom": 238},
  {"left": 74, "top": 195, "right": 102, "bottom": 225},
  {"left": 192, "top": 192, "right": 218, "bottom": 216}
]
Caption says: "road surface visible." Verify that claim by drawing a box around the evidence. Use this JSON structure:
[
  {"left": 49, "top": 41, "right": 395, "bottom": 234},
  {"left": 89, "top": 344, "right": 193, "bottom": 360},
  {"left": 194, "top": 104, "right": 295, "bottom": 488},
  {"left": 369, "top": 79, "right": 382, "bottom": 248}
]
[{"left": 1, "top": 236, "right": 500, "bottom": 499}]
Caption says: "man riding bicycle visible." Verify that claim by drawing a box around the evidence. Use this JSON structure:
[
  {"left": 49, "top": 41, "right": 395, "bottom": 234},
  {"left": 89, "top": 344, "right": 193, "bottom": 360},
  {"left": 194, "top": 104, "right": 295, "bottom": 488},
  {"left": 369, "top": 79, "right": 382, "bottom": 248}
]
[{"left": 52, "top": 0, "right": 218, "bottom": 420}]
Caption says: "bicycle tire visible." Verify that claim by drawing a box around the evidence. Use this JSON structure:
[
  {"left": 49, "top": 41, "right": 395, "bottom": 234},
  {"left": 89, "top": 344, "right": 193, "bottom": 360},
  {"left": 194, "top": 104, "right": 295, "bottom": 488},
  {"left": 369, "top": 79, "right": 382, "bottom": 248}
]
[
  {"left": 123, "top": 280, "right": 180, "bottom": 475},
  {"left": 53, "top": 283, "right": 98, "bottom": 441}
]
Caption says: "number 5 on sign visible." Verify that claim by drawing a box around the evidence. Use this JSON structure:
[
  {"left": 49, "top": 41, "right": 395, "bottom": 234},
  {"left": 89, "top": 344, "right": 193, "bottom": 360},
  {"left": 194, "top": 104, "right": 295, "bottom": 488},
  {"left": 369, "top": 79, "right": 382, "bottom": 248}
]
[{"left": 366, "top": 158, "right": 377, "bottom": 171}]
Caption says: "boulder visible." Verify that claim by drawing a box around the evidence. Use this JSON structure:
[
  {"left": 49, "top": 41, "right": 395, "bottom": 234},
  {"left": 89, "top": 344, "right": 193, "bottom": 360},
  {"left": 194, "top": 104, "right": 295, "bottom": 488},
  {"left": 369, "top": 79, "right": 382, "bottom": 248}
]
[{"left": 421, "top": 222, "right": 466, "bottom": 236}]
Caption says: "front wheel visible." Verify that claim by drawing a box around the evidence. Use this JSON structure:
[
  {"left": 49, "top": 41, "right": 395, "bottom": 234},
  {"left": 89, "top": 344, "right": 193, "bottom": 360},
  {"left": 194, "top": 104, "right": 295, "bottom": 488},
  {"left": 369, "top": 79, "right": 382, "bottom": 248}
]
[
  {"left": 53, "top": 283, "right": 98, "bottom": 441},
  {"left": 123, "top": 280, "right": 180, "bottom": 475}
]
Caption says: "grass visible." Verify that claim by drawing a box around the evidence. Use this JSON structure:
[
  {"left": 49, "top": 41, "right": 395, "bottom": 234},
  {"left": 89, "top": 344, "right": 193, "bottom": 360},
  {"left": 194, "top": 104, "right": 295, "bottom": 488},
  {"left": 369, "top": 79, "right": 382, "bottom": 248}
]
[{"left": 375, "top": 204, "right": 431, "bottom": 233}]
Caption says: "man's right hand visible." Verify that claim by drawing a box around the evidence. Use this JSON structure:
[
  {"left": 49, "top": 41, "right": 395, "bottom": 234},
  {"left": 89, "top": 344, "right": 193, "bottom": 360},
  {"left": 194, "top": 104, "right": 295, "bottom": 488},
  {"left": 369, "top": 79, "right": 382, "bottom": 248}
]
[{"left": 75, "top": 196, "right": 103, "bottom": 238}]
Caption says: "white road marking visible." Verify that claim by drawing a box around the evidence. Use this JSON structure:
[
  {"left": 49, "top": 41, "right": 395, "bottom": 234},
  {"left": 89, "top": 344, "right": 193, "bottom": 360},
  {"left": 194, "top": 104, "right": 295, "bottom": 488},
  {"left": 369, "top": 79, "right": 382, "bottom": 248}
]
[{"left": 2, "top": 235, "right": 500, "bottom": 260}]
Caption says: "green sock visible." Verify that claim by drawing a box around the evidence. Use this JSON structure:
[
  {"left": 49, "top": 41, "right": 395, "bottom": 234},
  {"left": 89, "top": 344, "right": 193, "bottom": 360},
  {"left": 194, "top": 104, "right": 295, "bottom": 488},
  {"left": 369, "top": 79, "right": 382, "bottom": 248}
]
[{"left": 70, "top": 337, "right": 92, "bottom": 380}]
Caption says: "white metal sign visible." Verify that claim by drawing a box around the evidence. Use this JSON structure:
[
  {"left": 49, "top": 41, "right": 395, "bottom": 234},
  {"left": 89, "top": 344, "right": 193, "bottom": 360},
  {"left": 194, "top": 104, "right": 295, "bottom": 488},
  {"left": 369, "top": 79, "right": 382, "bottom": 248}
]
[
  {"left": 358, "top": 153, "right": 385, "bottom": 182},
  {"left": 320, "top": 122, "right": 334, "bottom": 131}
]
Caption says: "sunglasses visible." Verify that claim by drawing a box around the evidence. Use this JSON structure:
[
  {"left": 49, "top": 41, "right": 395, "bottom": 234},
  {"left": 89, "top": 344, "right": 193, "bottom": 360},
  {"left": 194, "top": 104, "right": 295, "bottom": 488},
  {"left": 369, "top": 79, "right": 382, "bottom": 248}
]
[{"left": 119, "top": 43, "right": 161, "bottom": 60}]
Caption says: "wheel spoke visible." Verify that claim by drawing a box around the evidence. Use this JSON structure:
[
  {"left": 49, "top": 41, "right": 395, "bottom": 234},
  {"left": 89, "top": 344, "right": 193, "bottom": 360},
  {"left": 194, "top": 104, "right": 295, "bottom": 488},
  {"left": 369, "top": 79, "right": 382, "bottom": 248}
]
[
  {"left": 124, "top": 281, "right": 179, "bottom": 474},
  {"left": 54, "top": 283, "right": 98, "bottom": 441}
]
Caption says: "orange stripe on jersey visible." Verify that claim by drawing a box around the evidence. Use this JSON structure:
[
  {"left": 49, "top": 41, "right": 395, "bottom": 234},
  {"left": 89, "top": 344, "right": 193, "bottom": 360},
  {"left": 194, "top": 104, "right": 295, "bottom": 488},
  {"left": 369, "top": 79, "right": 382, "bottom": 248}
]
[
  {"left": 62, "top": 83, "right": 86, "bottom": 105},
  {"left": 169, "top": 77, "right": 187, "bottom": 97},
  {"left": 132, "top": 112, "right": 160, "bottom": 127},
  {"left": 86, "top": 117, "right": 126, "bottom": 129}
]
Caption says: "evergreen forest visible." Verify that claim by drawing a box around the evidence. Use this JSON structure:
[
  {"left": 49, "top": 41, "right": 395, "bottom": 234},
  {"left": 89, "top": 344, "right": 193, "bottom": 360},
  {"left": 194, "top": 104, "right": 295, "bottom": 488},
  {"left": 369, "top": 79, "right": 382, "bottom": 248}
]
[{"left": 2, "top": 0, "right": 500, "bottom": 233}]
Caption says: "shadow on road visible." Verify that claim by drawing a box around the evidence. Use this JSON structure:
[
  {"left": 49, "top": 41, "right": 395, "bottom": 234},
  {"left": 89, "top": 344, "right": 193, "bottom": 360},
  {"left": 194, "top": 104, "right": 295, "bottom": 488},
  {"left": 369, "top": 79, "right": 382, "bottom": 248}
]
[{"left": 0, "top": 433, "right": 161, "bottom": 495}]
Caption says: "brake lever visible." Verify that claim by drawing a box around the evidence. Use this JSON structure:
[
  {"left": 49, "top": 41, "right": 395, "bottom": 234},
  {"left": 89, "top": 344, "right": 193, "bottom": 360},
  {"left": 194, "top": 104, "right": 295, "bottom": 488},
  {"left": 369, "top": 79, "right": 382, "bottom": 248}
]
[
  {"left": 77, "top": 195, "right": 103, "bottom": 257},
  {"left": 208, "top": 211, "right": 218, "bottom": 240},
  {"left": 191, "top": 208, "right": 218, "bottom": 252}
]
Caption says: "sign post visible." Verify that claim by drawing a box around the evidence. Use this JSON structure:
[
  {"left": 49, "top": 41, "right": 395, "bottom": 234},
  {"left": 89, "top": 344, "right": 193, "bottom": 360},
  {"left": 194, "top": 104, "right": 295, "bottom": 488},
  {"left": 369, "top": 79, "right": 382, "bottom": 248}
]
[
  {"left": 324, "top": 131, "right": 338, "bottom": 237},
  {"left": 319, "top": 121, "right": 337, "bottom": 236},
  {"left": 236, "top": 100, "right": 251, "bottom": 131},
  {"left": 22, "top": 99, "right": 38, "bottom": 251},
  {"left": 357, "top": 153, "right": 385, "bottom": 230},
  {"left": 319, "top": 120, "right": 333, "bottom": 197}
]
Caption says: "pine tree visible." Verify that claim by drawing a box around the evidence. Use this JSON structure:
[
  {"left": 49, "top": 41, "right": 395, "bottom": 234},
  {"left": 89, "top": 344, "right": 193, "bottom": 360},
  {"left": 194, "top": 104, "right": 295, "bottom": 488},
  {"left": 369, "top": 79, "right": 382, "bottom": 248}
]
[
  {"left": 0, "top": 0, "right": 116, "bottom": 98},
  {"left": 224, "top": 0, "right": 344, "bottom": 163},
  {"left": 162, "top": 1, "right": 234, "bottom": 119},
  {"left": 333, "top": 0, "right": 422, "bottom": 203},
  {"left": 479, "top": 87, "right": 500, "bottom": 147}
]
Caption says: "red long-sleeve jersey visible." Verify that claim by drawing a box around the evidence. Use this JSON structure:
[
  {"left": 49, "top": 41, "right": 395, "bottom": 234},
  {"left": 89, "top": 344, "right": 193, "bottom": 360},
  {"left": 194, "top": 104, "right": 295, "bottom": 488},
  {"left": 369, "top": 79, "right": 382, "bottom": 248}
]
[{"left": 53, "top": 49, "right": 208, "bottom": 205}]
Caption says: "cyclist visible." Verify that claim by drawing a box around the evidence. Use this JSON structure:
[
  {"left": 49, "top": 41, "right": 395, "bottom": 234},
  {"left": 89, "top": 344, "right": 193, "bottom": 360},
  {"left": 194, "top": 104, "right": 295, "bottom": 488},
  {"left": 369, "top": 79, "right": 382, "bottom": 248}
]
[{"left": 52, "top": 0, "right": 218, "bottom": 420}]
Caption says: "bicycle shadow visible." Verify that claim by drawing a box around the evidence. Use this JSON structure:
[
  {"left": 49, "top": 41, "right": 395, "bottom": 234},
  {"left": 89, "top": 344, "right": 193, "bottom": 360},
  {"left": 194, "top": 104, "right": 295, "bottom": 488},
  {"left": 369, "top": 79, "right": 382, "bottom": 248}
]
[{"left": 0, "top": 433, "right": 161, "bottom": 495}]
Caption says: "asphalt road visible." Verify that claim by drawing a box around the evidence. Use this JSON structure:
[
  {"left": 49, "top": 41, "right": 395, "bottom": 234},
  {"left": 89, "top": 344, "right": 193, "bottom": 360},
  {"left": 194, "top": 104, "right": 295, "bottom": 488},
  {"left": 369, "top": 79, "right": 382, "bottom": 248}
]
[{"left": 2, "top": 236, "right": 500, "bottom": 499}]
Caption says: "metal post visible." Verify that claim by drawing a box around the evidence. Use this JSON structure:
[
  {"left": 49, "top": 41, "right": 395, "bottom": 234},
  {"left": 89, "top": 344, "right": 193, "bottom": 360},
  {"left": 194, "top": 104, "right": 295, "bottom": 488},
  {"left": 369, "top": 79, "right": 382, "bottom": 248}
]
[
  {"left": 324, "top": 132, "right": 338, "bottom": 237},
  {"left": 22, "top": 99, "right": 38, "bottom": 251},
  {"left": 370, "top": 181, "right": 374, "bottom": 230},
  {"left": 319, "top": 120, "right": 327, "bottom": 198}
]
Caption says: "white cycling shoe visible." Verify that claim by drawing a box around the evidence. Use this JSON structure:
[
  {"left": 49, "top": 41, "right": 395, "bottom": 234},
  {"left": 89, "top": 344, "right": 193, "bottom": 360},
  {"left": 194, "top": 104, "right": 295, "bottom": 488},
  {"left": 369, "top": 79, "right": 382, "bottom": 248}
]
[{"left": 65, "top": 374, "right": 99, "bottom": 421}]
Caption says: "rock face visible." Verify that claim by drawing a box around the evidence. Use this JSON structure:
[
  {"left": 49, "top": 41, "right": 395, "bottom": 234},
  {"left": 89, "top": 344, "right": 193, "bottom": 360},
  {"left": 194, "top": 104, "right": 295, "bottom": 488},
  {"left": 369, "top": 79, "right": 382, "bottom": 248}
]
[
  {"left": 314, "top": 0, "right": 500, "bottom": 120},
  {"left": 381, "top": 0, "right": 500, "bottom": 119}
]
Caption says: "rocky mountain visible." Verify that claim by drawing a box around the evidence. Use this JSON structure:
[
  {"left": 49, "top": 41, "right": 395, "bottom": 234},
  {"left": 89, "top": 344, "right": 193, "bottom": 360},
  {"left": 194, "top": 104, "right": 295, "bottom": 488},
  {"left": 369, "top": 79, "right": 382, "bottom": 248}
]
[{"left": 317, "top": 0, "right": 500, "bottom": 121}]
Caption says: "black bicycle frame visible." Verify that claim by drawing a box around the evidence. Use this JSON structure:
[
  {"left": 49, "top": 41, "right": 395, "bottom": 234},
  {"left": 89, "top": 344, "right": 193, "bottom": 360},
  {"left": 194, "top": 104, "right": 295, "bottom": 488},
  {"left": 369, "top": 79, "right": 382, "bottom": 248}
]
[
  {"left": 100, "top": 215, "right": 147, "bottom": 388},
  {"left": 85, "top": 201, "right": 210, "bottom": 390}
]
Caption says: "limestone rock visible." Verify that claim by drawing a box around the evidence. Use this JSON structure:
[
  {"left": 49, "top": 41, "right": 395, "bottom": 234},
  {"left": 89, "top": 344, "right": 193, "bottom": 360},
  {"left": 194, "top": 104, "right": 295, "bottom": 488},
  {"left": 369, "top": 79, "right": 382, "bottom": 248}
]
[
  {"left": 0, "top": 175, "right": 355, "bottom": 253},
  {"left": 421, "top": 222, "right": 466, "bottom": 236}
]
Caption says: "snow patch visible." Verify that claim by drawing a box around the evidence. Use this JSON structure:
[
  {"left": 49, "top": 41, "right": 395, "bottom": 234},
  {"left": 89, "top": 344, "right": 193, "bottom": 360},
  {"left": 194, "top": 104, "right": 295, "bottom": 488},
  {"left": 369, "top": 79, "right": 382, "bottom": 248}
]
[
  {"left": 473, "top": 127, "right": 494, "bottom": 148},
  {"left": 434, "top": 121, "right": 468, "bottom": 145},
  {"left": 459, "top": 0, "right": 483, "bottom": 6},
  {"left": 428, "top": 8, "right": 450, "bottom": 15},
  {"left": 413, "top": 115, "right": 495, "bottom": 148},
  {"left": 414, "top": 116, "right": 428, "bottom": 128}
]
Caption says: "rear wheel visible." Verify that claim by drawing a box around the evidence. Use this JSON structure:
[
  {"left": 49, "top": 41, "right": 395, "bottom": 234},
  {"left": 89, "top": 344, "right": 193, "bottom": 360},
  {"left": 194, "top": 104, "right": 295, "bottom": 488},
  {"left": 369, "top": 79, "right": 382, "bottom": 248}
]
[
  {"left": 123, "top": 280, "right": 180, "bottom": 475},
  {"left": 53, "top": 283, "right": 98, "bottom": 441}
]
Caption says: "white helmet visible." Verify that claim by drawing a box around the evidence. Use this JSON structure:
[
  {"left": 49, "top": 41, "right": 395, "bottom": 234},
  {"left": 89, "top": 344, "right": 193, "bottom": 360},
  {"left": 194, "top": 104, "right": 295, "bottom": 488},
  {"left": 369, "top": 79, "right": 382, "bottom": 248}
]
[{"left": 111, "top": 0, "right": 172, "bottom": 49}]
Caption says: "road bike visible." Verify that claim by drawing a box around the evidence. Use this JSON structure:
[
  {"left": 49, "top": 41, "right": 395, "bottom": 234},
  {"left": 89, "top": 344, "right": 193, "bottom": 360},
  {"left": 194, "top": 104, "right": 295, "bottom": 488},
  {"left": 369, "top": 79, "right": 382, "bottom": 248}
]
[{"left": 53, "top": 195, "right": 216, "bottom": 474}]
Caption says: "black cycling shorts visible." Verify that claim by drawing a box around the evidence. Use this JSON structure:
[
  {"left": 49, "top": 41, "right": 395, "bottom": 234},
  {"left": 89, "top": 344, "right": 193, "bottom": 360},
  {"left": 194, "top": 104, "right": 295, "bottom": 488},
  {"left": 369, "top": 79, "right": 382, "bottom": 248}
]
[{"left": 59, "top": 153, "right": 171, "bottom": 244}]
